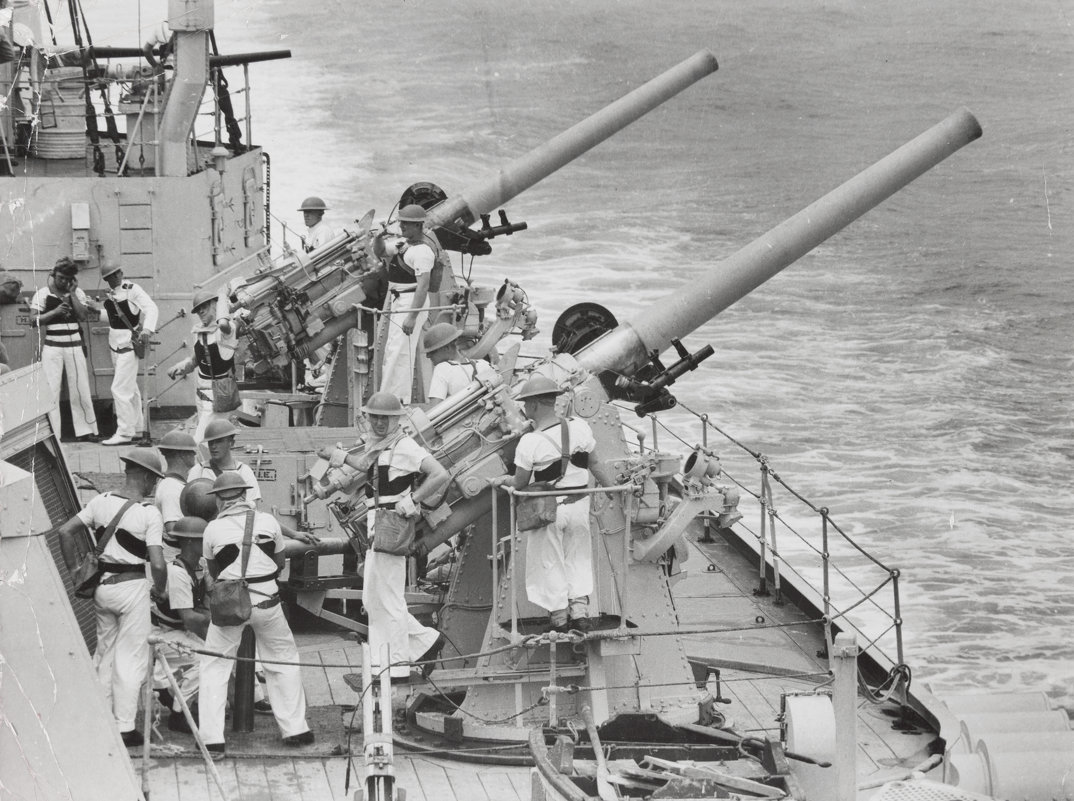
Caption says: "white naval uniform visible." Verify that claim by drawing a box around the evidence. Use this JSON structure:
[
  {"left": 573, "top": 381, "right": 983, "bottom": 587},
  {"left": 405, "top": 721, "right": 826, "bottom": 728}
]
[
  {"left": 154, "top": 472, "right": 186, "bottom": 561},
  {"left": 151, "top": 559, "right": 206, "bottom": 711},
  {"left": 379, "top": 242, "right": 434, "bottom": 404},
  {"left": 187, "top": 461, "right": 262, "bottom": 506},
  {"left": 190, "top": 323, "right": 238, "bottom": 442},
  {"left": 364, "top": 437, "right": 440, "bottom": 678},
  {"left": 29, "top": 286, "right": 98, "bottom": 437},
  {"left": 426, "top": 358, "right": 498, "bottom": 402},
  {"left": 303, "top": 220, "right": 337, "bottom": 253},
  {"left": 102, "top": 280, "right": 159, "bottom": 438},
  {"left": 513, "top": 418, "right": 597, "bottom": 616},
  {"left": 199, "top": 503, "right": 310, "bottom": 744},
  {"left": 75, "top": 492, "right": 164, "bottom": 732}
]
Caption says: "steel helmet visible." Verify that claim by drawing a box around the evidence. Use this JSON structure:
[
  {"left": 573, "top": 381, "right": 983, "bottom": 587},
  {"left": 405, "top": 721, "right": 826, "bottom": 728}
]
[
  {"left": 100, "top": 261, "right": 122, "bottom": 279},
  {"left": 298, "top": 196, "right": 328, "bottom": 212},
  {"left": 158, "top": 429, "right": 198, "bottom": 452},
  {"left": 179, "top": 478, "right": 218, "bottom": 520},
  {"left": 205, "top": 471, "right": 253, "bottom": 496},
  {"left": 202, "top": 419, "right": 239, "bottom": 443},
  {"left": 119, "top": 447, "right": 165, "bottom": 478},
  {"left": 422, "top": 322, "right": 461, "bottom": 354},
  {"left": 514, "top": 375, "right": 562, "bottom": 400},
  {"left": 191, "top": 288, "right": 216, "bottom": 312},
  {"left": 397, "top": 204, "right": 427, "bottom": 223},
  {"left": 171, "top": 516, "right": 207, "bottom": 539},
  {"left": 361, "top": 391, "right": 406, "bottom": 416}
]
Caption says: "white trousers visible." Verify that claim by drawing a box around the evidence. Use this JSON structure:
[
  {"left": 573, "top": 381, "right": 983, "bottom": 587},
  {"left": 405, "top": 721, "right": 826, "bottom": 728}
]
[
  {"left": 151, "top": 625, "right": 203, "bottom": 711},
  {"left": 41, "top": 344, "right": 98, "bottom": 436},
  {"left": 192, "top": 375, "right": 228, "bottom": 443},
  {"left": 379, "top": 291, "right": 426, "bottom": 404},
  {"left": 363, "top": 550, "right": 439, "bottom": 678},
  {"left": 524, "top": 497, "right": 593, "bottom": 614},
  {"left": 110, "top": 349, "right": 143, "bottom": 437},
  {"left": 198, "top": 603, "right": 309, "bottom": 744},
  {"left": 94, "top": 580, "right": 151, "bottom": 732}
]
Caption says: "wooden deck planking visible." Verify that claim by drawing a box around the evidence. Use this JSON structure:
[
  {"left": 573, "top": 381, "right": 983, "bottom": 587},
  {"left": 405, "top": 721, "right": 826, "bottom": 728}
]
[
  {"left": 321, "top": 756, "right": 353, "bottom": 800},
  {"left": 291, "top": 759, "right": 339, "bottom": 801},
  {"left": 478, "top": 767, "right": 524, "bottom": 801},
  {"left": 393, "top": 756, "right": 429, "bottom": 801},
  {"left": 262, "top": 760, "right": 306, "bottom": 801},
  {"left": 443, "top": 762, "right": 491, "bottom": 800},
  {"left": 508, "top": 767, "right": 533, "bottom": 800},
  {"left": 233, "top": 760, "right": 275, "bottom": 801},
  {"left": 301, "top": 651, "right": 336, "bottom": 707},
  {"left": 408, "top": 757, "right": 458, "bottom": 801},
  {"left": 146, "top": 760, "right": 180, "bottom": 801},
  {"left": 206, "top": 761, "right": 243, "bottom": 801},
  {"left": 320, "top": 646, "right": 359, "bottom": 706},
  {"left": 174, "top": 760, "right": 213, "bottom": 801}
]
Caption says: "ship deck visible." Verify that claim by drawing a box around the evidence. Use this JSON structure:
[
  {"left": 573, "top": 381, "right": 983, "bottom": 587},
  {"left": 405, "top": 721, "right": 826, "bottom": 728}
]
[{"left": 64, "top": 441, "right": 937, "bottom": 800}]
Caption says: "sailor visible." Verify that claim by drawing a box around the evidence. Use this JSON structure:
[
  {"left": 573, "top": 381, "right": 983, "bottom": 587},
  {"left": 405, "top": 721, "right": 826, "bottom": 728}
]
[
  {"left": 378, "top": 204, "right": 436, "bottom": 404},
  {"left": 155, "top": 428, "right": 199, "bottom": 561},
  {"left": 55, "top": 447, "right": 168, "bottom": 747},
  {"left": 199, "top": 473, "right": 314, "bottom": 754},
  {"left": 150, "top": 515, "right": 210, "bottom": 734},
  {"left": 421, "top": 322, "right": 498, "bottom": 407},
  {"left": 27, "top": 257, "right": 100, "bottom": 442},
  {"left": 166, "top": 289, "right": 238, "bottom": 443},
  {"left": 98, "top": 260, "right": 159, "bottom": 446},
  {"left": 298, "top": 196, "right": 337, "bottom": 253},
  {"left": 494, "top": 376, "right": 597, "bottom": 632},
  {"left": 320, "top": 391, "right": 449, "bottom": 680},
  {"left": 187, "top": 419, "right": 262, "bottom": 506}
]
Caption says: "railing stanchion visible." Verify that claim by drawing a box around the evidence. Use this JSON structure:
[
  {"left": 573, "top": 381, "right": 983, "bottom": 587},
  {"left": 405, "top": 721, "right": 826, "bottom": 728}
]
[
  {"left": 491, "top": 486, "right": 500, "bottom": 633},
  {"left": 755, "top": 460, "right": 770, "bottom": 596},
  {"left": 891, "top": 568, "right": 904, "bottom": 668},
  {"left": 821, "top": 507, "right": 833, "bottom": 656},
  {"left": 764, "top": 468, "right": 782, "bottom": 604},
  {"left": 700, "top": 413, "right": 709, "bottom": 448}
]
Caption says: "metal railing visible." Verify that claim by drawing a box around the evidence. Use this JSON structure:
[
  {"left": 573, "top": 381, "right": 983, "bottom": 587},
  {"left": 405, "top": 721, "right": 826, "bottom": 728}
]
[{"left": 614, "top": 400, "right": 907, "bottom": 673}]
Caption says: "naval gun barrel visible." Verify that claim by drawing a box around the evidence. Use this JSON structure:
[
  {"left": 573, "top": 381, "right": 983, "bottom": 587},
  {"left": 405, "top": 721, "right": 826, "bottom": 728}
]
[
  {"left": 427, "top": 50, "right": 718, "bottom": 229},
  {"left": 576, "top": 107, "right": 983, "bottom": 376}
]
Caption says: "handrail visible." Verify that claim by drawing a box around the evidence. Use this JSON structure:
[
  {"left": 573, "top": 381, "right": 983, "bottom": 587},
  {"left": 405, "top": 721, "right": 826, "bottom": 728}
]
[{"left": 626, "top": 400, "right": 907, "bottom": 673}]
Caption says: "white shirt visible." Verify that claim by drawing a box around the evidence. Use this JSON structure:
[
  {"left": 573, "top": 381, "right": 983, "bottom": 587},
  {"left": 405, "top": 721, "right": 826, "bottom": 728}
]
[
  {"left": 188, "top": 461, "right": 262, "bottom": 504},
  {"left": 76, "top": 492, "right": 164, "bottom": 567},
  {"left": 390, "top": 242, "right": 434, "bottom": 289},
  {"left": 167, "top": 559, "right": 204, "bottom": 612},
  {"left": 371, "top": 436, "right": 432, "bottom": 505},
  {"left": 514, "top": 418, "right": 596, "bottom": 489},
  {"left": 155, "top": 475, "right": 186, "bottom": 526},
  {"left": 203, "top": 503, "right": 283, "bottom": 585},
  {"left": 427, "top": 359, "right": 498, "bottom": 401},
  {"left": 304, "top": 220, "right": 337, "bottom": 253},
  {"left": 29, "top": 285, "right": 89, "bottom": 345},
  {"left": 101, "top": 280, "right": 160, "bottom": 350}
]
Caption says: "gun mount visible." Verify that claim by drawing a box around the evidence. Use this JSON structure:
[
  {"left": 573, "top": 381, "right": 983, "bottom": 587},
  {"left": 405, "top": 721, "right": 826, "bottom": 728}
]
[
  {"left": 298, "top": 108, "right": 982, "bottom": 741},
  {"left": 218, "top": 51, "right": 719, "bottom": 400}
]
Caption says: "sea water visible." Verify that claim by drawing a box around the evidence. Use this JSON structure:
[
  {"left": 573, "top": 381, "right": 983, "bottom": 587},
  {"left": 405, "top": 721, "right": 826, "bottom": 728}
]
[{"left": 85, "top": 0, "right": 1073, "bottom": 704}]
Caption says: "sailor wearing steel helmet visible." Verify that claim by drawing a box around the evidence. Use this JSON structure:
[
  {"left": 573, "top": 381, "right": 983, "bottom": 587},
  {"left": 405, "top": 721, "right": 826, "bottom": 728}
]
[
  {"left": 421, "top": 322, "right": 499, "bottom": 407},
  {"left": 493, "top": 376, "right": 597, "bottom": 632},
  {"left": 97, "top": 259, "right": 159, "bottom": 446},
  {"left": 378, "top": 204, "right": 436, "bottom": 404},
  {"left": 320, "top": 391, "right": 450, "bottom": 680},
  {"left": 155, "top": 428, "right": 199, "bottom": 551},
  {"left": 298, "top": 196, "right": 338, "bottom": 253},
  {"left": 167, "top": 289, "right": 239, "bottom": 442},
  {"left": 199, "top": 472, "right": 314, "bottom": 753},
  {"left": 55, "top": 447, "right": 168, "bottom": 747},
  {"left": 150, "top": 515, "right": 210, "bottom": 734},
  {"left": 187, "top": 418, "right": 262, "bottom": 505}
]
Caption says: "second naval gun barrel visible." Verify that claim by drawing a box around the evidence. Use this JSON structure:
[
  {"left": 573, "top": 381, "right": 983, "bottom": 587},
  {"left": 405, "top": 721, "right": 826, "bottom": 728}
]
[
  {"left": 427, "top": 50, "right": 718, "bottom": 229},
  {"left": 576, "top": 107, "right": 983, "bottom": 376}
]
